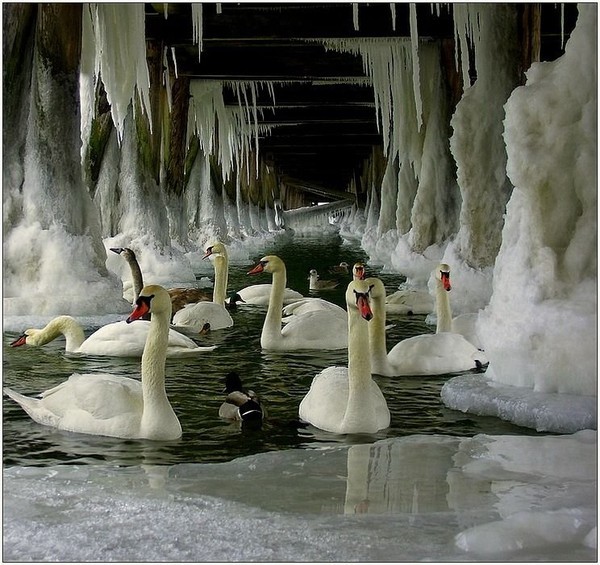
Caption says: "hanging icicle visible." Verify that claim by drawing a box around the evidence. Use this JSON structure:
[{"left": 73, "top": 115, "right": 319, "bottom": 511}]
[
  {"left": 192, "top": 3, "right": 203, "bottom": 62},
  {"left": 88, "top": 3, "right": 152, "bottom": 143},
  {"left": 353, "top": 3, "right": 359, "bottom": 31},
  {"left": 162, "top": 46, "right": 172, "bottom": 112},
  {"left": 216, "top": 3, "right": 222, "bottom": 14},
  {"left": 560, "top": 3, "right": 565, "bottom": 50},
  {"left": 171, "top": 47, "right": 179, "bottom": 79},
  {"left": 390, "top": 3, "right": 396, "bottom": 31},
  {"left": 409, "top": 3, "right": 423, "bottom": 130}
]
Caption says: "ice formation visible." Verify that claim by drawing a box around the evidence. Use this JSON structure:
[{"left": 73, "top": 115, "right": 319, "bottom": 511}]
[
  {"left": 475, "top": 2, "right": 597, "bottom": 396},
  {"left": 85, "top": 4, "right": 151, "bottom": 143}
]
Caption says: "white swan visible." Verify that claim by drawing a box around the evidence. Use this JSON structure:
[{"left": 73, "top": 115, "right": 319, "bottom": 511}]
[
  {"left": 282, "top": 296, "right": 347, "bottom": 321},
  {"left": 171, "top": 243, "right": 234, "bottom": 331},
  {"left": 247, "top": 255, "right": 348, "bottom": 350},
  {"left": 10, "top": 314, "right": 216, "bottom": 358},
  {"left": 298, "top": 279, "right": 390, "bottom": 434},
  {"left": 4, "top": 285, "right": 183, "bottom": 440},
  {"left": 233, "top": 283, "right": 303, "bottom": 306},
  {"left": 308, "top": 269, "right": 339, "bottom": 290},
  {"left": 110, "top": 247, "right": 144, "bottom": 302},
  {"left": 366, "top": 268, "right": 487, "bottom": 376},
  {"left": 110, "top": 246, "right": 212, "bottom": 315}
]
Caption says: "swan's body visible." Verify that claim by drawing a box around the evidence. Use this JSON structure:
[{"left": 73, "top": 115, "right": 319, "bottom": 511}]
[
  {"left": 308, "top": 269, "right": 339, "bottom": 290},
  {"left": 248, "top": 255, "right": 347, "bottom": 350},
  {"left": 281, "top": 297, "right": 346, "bottom": 323},
  {"left": 172, "top": 243, "right": 233, "bottom": 331},
  {"left": 367, "top": 266, "right": 487, "bottom": 376},
  {"left": 385, "top": 288, "right": 434, "bottom": 315},
  {"left": 218, "top": 372, "right": 264, "bottom": 422},
  {"left": 234, "top": 283, "right": 303, "bottom": 306},
  {"left": 450, "top": 312, "right": 483, "bottom": 349},
  {"left": 4, "top": 285, "right": 183, "bottom": 440},
  {"left": 298, "top": 279, "right": 390, "bottom": 434},
  {"left": 328, "top": 261, "right": 349, "bottom": 275},
  {"left": 10, "top": 315, "right": 216, "bottom": 358}
]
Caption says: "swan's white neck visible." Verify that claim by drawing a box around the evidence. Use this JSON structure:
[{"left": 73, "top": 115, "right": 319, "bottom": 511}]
[
  {"left": 367, "top": 284, "right": 396, "bottom": 376},
  {"left": 262, "top": 265, "right": 286, "bottom": 347},
  {"left": 27, "top": 316, "right": 86, "bottom": 352},
  {"left": 213, "top": 251, "right": 229, "bottom": 306},
  {"left": 341, "top": 299, "right": 377, "bottom": 433},
  {"left": 435, "top": 280, "right": 452, "bottom": 333},
  {"left": 139, "top": 308, "right": 180, "bottom": 439}
]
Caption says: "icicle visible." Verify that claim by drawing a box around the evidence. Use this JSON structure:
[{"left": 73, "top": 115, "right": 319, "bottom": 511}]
[
  {"left": 561, "top": 3, "right": 565, "bottom": 50},
  {"left": 163, "top": 4, "right": 168, "bottom": 19},
  {"left": 171, "top": 47, "right": 179, "bottom": 79},
  {"left": 216, "top": 3, "right": 222, "bottom": 14},
  {"left": 192, "top": 3, "right": 203, "bottom": 62},
  {"left": 162, "top": 46, "right": 172, "bottom": 112},
  {"left": 390, "top": 3, "right": 396, "bottom": 31},
  {"left": 353, "top": 3, "right": 359, "bottom": 31},
  {"left": 409, "top": 4, "right": 423, "bottom": 130},
  {"left": 89, "top": 4, "right": 152, "bottom": 143}
]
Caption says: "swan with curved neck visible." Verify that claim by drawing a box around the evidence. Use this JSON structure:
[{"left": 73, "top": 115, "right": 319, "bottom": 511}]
[
  {"left": 110, "top": 247, "right": 144, "bottom": 302},
  {"left": 247, "top": 255, "right": 347, "bottom": 350},
  {"left": 298, "top": 279, "right": 390, "bottom": 434},
  {"left": 10, "top": 314, "right": 217, "bottom": 358},
  {"left": 4, "top": 285, "right": 182, "bottom": 440},
  {"left": 366, "top": 266, "right": 487, "bottom": 376},
  {"left": 171, "top": 242, "right": 234, "bottom": 331}
]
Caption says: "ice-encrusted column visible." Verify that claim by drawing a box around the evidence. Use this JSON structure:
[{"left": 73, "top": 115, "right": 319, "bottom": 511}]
[{"left": 478, "top": 4, "right": 597, "bottom": 396}]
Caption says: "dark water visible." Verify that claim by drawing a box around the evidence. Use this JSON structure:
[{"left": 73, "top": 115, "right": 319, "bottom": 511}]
[{"left": 3, "top": 233, "right": 537, "bottom": 467}]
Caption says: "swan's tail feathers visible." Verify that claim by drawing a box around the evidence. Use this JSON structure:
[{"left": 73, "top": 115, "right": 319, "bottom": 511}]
[
  {"left": 3, "top": 387, "right": 55, "bottom": 427},
  {"left": 4, "top": 387, "right": 37, "bottom": 408}
]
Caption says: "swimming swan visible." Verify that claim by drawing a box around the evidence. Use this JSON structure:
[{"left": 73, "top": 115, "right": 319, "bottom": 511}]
[
  {"left": 247, "top": 255, "right": 347, "bottom": 350},
  {"left": 4, "top": 285, "right": 183, "bottom": 440},
  {"left": 10, "top": 314, "right": 217, "bottom": 358},
  {"left": 110, "top": 247, "right": 144, "bottom": 302},
  {"left": 298, "top": 279, "right": 390, "bottom": 434},
  {"left": 110, "top": 246, "right": 212, "bottom": 315},
  {"left": 172, "top": 243, "right": 234, "bottom": 331},
  {"left": 367, "top": 267, "right": 487, "bottom": 376}
]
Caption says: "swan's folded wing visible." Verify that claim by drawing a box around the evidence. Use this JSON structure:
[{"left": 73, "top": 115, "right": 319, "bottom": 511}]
[
  {"left": 281, "top": 310, "right": 348, "bottom": 346},
  {"left": 39, "top": 373, "right": 142, "bottom": 419}
]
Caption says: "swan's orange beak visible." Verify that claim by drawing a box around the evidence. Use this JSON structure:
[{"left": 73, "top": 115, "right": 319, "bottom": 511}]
[
  {"left": 127, "top": 296, "right": 152, "bottom": 323},
  {"left": 10, "top": 334, "right": 27, "bottom": 347},
  {"left": 355, "top": 293, "right": 373, "bottom": 321},
  {"left": 441, "top": 271, "right": 451, "bottom": 291},
  {"left": 356, "top": 267, "right": 365, "bottom": 280},
  {"left": 247, "top": 262, "right": 264, "bottom": 275}
]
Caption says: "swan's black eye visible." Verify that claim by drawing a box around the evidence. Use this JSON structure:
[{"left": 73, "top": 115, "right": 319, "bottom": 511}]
[
  {"left": 260, "top": 260, "right": 268, "bottom": 267},
  {"left": 136, "top": 294, "right": 154, "bottom": 308},
  {"left": 441, "top": 271, "right": 449, "bottom": 277}
]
